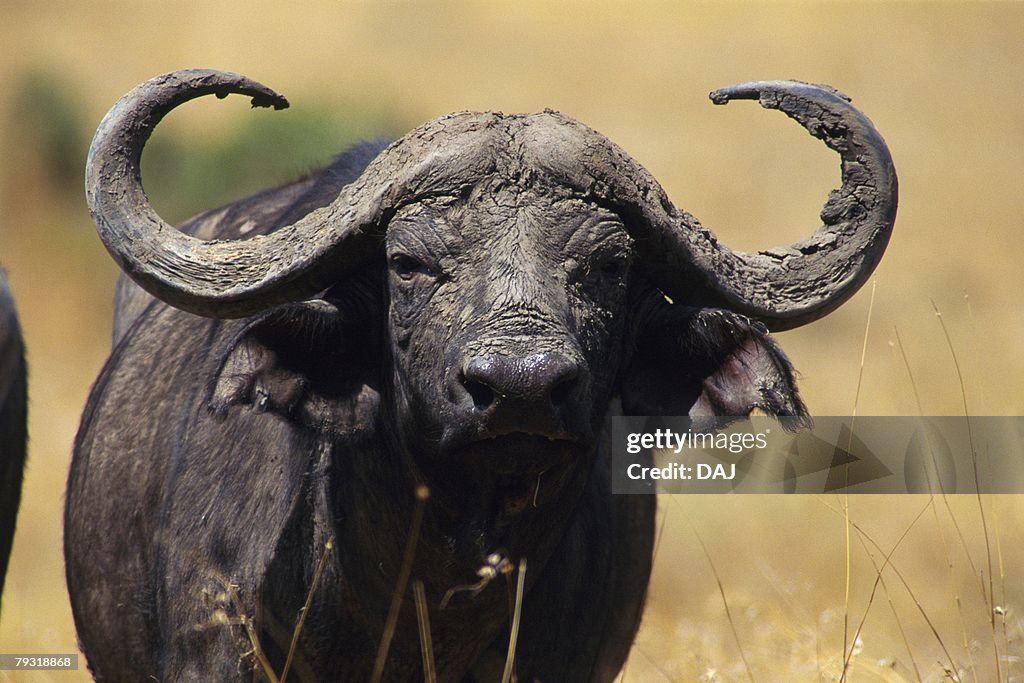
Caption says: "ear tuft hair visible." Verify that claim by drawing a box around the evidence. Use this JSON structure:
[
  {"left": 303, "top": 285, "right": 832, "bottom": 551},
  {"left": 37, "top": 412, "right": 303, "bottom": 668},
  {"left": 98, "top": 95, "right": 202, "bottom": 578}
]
[
  {"left": 208, "top": 299, "right": 381, "bottom": 436},
  {"left": 621, "top": 307, "right": 808, "bottom": 420}
]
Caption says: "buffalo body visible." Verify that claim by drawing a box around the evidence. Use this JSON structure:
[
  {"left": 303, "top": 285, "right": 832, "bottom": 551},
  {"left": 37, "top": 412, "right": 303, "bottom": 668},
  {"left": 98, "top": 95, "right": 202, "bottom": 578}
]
[{"left": 66, "top": 71, "right": 896, "bottom": 682}]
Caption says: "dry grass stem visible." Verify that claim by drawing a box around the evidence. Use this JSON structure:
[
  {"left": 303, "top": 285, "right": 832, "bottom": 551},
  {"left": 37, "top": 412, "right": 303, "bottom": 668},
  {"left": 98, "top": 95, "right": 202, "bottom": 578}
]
[
  {"left": 931, "top": 300, "right": 1001, "bottom": 681},
  {"left": 990, "top": 500, "right": 1010, "bottom": 671},
  {"left": 841, "top": 277, "right": 877, "bottom": 683},
  {"left": 881, "top": 577, "right": 925, "bottom": 683},
  {"left": 413, "top": 579, "right": 437, "bottom": 683},
  {"left": 213, "top": 574, "right": 279, "bottom": 683},
  {"left": 893, "top": 322, "right": 980, "bottom": 681},
  {"left": 501, "top": 558, "right": 527, "bottom": 683},
  {"left": 891, "top": 327, "right": 925, "bottom": 417},
  {"left": 280, "top": 537, "right": 334, "bottom": 683},
  {"left": 628, "top": 645, "right": 679, "bottom": 682},
  {"left": 842, "top": 501, "right": 929, "bottom": 677},
  {"left": 816, "top": 498, "right": 962, "bottom": 679},
  {"left": 371, "top": 484, "right": 430, "bottom": 683},
  {"left": 694, "top": 528, "right": 755, "bottom": 683},
  {"left": 894, "top": 325, "right": 985, "bottom": 598}
]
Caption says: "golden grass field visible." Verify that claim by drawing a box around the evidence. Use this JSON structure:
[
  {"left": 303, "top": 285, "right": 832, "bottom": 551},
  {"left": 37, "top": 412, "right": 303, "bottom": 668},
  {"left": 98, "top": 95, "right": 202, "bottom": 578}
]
[{"left": 0, "top": 2, "right": 1022, "bottom": 681}]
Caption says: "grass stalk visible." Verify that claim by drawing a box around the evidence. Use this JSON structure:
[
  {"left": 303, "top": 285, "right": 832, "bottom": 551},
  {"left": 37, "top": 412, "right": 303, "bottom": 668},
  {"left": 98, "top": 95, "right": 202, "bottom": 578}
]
[
  {"left": 694, "top": 528, "right": 755, "bottom": 683},
  {"left": 501, "top": 558, "right": 527, "bottom": 683},
  {"left": 413, "top": 579, "right": 437, "bottom": 683},
  {"left": 817, "top": 498, "right": 962, "bottom": 680},
  {"left": 931, "top": 300, "right": 1001, "bottom": 681},
  {"left": 280, "top": 537, "right": 334, "bottom": 683},
  {"left": 217, "top": 574, "right": 279, "bottom": 683},
  {"left": 371, "top": 484, "right": 430, "bottom": 683},
  {"left": 892, "top": 327, "right": 978, "bottom": 681},
  {"left": 841, "top": 501, "right": 929, "bottom": 675},
  {"left": 841, "top": 277, "right": 877, "bottom": 683}
]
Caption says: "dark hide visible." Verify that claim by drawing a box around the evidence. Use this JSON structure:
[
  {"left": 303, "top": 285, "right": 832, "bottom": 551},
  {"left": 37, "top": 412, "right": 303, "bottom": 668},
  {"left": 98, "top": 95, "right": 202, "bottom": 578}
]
[
  {"left": 67, "top": 144, "right": 807, "bottom": 681},
  {"left": 0, "top": 269, "right": 27, "bottom": 612}
]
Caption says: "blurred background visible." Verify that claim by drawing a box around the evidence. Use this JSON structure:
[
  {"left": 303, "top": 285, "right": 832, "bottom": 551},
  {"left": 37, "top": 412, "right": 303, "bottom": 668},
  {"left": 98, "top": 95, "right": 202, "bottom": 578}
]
[{"left": 0, "top": 2, "right": 1021, "bottom": 681}]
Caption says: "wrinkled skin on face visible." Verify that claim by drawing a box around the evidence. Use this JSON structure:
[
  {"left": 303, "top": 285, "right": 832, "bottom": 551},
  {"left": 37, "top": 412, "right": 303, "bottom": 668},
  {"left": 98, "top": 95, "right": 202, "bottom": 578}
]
[
  {"left": 387, "top": 182, "right": 630, "bottom": 459},
  {"left": 378, "top": 178, "right": 635, "bottom": 570}
]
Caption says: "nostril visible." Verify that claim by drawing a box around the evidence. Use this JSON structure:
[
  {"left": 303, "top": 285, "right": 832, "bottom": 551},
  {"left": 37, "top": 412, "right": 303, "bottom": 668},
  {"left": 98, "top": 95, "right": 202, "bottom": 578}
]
[
  {"left": 535, "top": 354, "right": 579, "bottom": 407},
  {"left": 462, "top": 357, "right": 501, "bottom": 411},
  {"left": 549, "top": 373, "right": 576, "bottom": 406},
  {"left": 463, "top": 377, "right": 495, "bottom": 411}
]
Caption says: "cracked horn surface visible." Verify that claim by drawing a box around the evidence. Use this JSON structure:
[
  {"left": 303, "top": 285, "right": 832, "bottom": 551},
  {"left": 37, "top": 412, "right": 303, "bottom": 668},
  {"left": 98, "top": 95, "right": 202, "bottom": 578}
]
[{"left": 691, "top": 80, "right": 897, "bottom": 330}]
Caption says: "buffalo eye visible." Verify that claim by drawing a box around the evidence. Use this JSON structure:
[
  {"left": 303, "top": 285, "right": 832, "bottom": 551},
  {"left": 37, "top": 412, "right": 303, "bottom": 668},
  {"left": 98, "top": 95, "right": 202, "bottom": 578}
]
[
  {"left": 566, "top": 250, "right": 630, "bottom": 312},
  {"left": 586, "top": 250, "right": 629, "bottom": 286},
  {"left": 597, "top": 255, "right": 627, "bottom": 280},
  {"left": 389, "top": 253, "right": 437, "bottom": 281}
]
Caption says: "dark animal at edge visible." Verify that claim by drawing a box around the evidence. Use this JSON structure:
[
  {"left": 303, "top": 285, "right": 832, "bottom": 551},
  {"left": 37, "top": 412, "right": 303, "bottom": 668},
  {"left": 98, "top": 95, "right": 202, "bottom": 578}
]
[
  {"left": 64, "top": 70, "right": 897, "bottom": 681},
  {"left": 0, "top": 268, "right": 27, "bottom": 614}
]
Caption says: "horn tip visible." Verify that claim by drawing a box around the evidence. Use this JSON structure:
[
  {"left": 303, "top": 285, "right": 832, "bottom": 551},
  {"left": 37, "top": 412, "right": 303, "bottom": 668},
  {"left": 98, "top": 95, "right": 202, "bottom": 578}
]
[
  {"left": 250, "top": 92, "right": 290, "bottom": 111},
  {"left": 709, "top": 83, "right": 763, "bottom": 105},
  {"left": 711, "top": 80, "right": 853, "bottom": 108}
]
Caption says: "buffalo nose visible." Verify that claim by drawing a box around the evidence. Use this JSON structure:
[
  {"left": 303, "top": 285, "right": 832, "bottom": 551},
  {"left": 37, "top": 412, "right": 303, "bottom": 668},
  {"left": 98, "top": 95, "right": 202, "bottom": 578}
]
[{"left": 461, "top": 352, "right": 580, "bottom": 412}]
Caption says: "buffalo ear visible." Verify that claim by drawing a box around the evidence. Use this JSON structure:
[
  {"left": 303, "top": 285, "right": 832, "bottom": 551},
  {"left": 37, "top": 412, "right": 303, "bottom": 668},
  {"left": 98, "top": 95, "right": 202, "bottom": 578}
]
[
  {"left": 209, "top": 299, "right": 380, "bottom": 434},
  {"left": 620, "top": 307, "right": 808, "bottom": 419}
]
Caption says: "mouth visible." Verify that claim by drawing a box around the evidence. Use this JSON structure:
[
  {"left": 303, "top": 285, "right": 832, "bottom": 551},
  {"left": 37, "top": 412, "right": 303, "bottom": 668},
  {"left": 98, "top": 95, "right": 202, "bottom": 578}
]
[
  {"left": 414, "top": 431, "right": 591, "bottom": 538},
  {"left": 415, "top": 428, "right": 589, "bottom": 525},
  {"left": 457, "top": 433, "right": 584, "bottom": 519},
  {"left": 453, "top": 431, "right": 583, "bottom": 478}
]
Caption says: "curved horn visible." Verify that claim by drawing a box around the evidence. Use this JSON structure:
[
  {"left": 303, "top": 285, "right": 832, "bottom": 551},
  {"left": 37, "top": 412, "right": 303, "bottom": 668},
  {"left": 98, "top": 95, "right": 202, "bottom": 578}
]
[
  {"left": 86, "top": 69, "right": 391, "bottom": 318},
  {"left": 689, "top": 80, "right": 898, "bottom": 330},
  {"left": 509, "top": 81, "right": 895, "bottom": 331}
]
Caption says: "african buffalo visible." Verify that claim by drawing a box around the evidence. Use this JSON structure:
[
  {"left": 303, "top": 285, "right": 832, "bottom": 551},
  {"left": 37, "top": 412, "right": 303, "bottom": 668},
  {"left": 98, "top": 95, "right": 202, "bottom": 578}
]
[
  {"left": 66, "top": 70, "right": 896, "bottom": 681},
  {"left": 0, "top": 267, "right": 27, "bottom": 612}
]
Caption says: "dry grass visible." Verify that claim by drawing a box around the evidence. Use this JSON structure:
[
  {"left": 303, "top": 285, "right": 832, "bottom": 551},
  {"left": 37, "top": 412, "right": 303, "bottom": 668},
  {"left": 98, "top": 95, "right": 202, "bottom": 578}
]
[
  {"left": 1, "top": 2, "right": 1023, "bottom": 681},
  {"left": 372, "top": 486, "right": 430, "bottom": 683}
]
